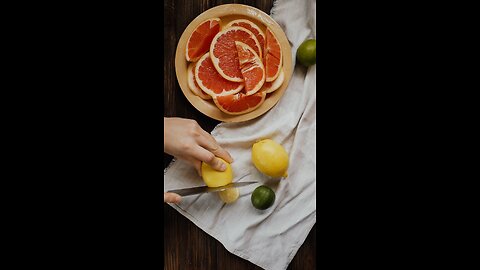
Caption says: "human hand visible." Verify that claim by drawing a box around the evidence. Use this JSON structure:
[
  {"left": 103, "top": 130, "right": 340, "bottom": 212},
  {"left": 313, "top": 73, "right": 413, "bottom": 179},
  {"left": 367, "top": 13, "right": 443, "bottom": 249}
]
[
  {"left": 164, "top": 117, "right": 233, "bottom": 176},
  {"left": 164, "top": 192, "right": 181, "bottom": 204}
]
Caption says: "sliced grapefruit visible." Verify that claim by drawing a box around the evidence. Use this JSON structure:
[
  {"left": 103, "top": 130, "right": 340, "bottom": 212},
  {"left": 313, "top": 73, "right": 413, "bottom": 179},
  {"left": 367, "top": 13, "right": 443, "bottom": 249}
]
[
  {"left": 261, "top": 68, "right": 284, "bottom": 93},
  {"left": 210, "top": 26, "right": 262, "bottom": 82},
  {"left": 185, "top": 18, "right": 221, "bottom": 62},
  {"left": 187, "top": 62, "right": 211, "bottom": 100},
  {"left": 214, "top": 91, "right": 266, "bottom": 115},
  {"left": 195, "top": 52, "right": 244, "bottom": 97},
  {"left": 264, "top": 28, "right": 282, "bottom": 82},
  {"left": 225, "top": 19, "right": 265, "bottom": 58},
  {"left": 235, "top": 41, "right": 265, "bottom": 96}
]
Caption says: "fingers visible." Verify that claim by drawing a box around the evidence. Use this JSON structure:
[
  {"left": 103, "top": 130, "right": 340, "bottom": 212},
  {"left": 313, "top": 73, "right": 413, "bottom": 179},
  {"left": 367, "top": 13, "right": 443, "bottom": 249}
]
[
  {"left": 197, "top": 133, "right": 233, "bottom": 163},
  {"left": 191, "top": 146, "right": 227, "bottom": 172},
  {"left": 193, "top": 160, "right": 202, "bottom": 176},
  {"left": 205, "top": 155, "right": 227, "bottom": 172},
  {"left": 164, "top": 192, "right": 181, "bottom": 204}
]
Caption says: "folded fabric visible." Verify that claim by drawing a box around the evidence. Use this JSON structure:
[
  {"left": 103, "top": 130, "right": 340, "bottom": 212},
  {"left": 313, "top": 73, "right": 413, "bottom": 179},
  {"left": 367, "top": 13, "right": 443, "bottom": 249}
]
[{"left": 164, "top": 0, "right": 316, "bottom": 269}]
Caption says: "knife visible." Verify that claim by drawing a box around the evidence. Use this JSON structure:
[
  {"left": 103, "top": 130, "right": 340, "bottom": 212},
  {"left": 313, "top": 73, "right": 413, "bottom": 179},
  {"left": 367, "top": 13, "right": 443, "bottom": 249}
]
[{"left": 167, "top": 181, "right": 258, "bottom": 197}]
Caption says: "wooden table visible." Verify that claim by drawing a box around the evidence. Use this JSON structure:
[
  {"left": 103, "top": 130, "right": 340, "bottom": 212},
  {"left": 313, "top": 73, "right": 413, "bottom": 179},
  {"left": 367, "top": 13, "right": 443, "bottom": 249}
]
[{"left": 164, "top": 1, "right": 316, "bottom": 269}]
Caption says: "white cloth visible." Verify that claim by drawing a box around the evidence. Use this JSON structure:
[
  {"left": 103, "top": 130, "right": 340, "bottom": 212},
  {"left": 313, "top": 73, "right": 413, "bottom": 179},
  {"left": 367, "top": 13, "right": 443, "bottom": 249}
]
[{"left": 164, "top": 0, "right": 316, "bottom": 269}]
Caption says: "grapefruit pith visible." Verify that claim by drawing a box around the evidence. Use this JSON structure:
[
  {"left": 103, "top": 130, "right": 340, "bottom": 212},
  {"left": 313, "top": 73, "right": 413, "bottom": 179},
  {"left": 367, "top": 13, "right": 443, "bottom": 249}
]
[
  {"left": 225, "top": 19, "right": 265, "bottom": 58},
  {"left": 186, "top": 18, "right": 221, "bottom": 62},
  {"left": 187, "top": 62, "right": 211, "bottom": 100},
  {"left": 213, "top": 91, "right": 266, "bottom": 115},
  {"left": 235, "top": 41, "right": 265, "bottom": 96},
  {"left": 264, "top": 28, "right": 282, "bottom": 82},
  {"left": 195, "top": 52, "right": 244, "bottom": 97},
  {"left": 210, "top": 26, "right": 262, "bottom": 82},
  {"left": 261, "top": 68, "right": 284, "bottom": 94}
]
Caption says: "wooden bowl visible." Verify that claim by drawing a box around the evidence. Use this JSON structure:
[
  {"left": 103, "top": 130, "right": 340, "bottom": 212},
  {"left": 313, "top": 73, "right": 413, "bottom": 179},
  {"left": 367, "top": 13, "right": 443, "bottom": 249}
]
[{"left": 175, "top": 4, "right": 292, "bottom": 123}]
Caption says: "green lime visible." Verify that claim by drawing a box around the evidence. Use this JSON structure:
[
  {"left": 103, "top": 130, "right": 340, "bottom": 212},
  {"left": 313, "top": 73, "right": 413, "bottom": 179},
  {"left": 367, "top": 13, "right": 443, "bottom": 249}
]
[
  {"left": 251, "top": 185, "right": 275, "bottom": 210},
  {"left": 296, "top": 39, "right": 316, "bottom": 67}
]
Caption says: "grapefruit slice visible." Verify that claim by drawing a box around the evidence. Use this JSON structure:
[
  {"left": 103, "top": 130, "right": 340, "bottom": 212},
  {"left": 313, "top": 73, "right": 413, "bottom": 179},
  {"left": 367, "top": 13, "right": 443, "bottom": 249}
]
[
  {"left": 187, "top": 62, "right": 211, "bottom": 100},
  {"left": 185, "top": 18, "right": 221, "bottom": 62},
  {"left": 195, "top": 52, "right": 244, "bottom": 97},
  {"left": 213, "top": 91, "right": 266, "bottom": 115},
  {"left": 235, "top": 41, "right": 265, "bottom": 96},
  {"left": 210, "top": 26, "right": 262, "bottom": 82},
  {"left": 264, "top": 28, "right": 282, "bottom": 82},
  {"left": 261, "top": 68, "right": 284, "bottom": 93},
  {"left": 225, "top": 19, "right": 265, "bottom": 58}
]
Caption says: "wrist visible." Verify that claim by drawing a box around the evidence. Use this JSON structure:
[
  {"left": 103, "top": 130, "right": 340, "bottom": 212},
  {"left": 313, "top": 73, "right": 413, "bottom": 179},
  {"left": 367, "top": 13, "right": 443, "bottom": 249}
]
[{"left": 164, "top": 118, "right": 174, "bottom": 155}]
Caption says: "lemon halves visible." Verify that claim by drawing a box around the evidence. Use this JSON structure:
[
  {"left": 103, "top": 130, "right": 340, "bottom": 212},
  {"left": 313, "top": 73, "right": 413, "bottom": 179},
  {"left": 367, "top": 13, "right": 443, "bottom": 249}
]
[
  {"left": 251, "top": 139, "right": 289, "bottom": 178},
  {"left": 201, "top": 158, "right": 239, "bottom": 204},
  {"left": 201, "top": 158, "right": 233, "bottom": 187}
]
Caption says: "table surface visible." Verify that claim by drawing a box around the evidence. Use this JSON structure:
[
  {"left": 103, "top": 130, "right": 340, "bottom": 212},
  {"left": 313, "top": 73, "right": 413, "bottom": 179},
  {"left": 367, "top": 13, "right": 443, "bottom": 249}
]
[{"left": 163, "top": 0, "right": 316, "bottom": 269}]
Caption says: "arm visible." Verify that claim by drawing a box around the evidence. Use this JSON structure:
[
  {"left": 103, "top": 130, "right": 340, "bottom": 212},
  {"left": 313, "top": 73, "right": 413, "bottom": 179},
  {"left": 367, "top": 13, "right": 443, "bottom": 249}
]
[{"left": 164, "top": 117, "right": 233, "bottom": 203}]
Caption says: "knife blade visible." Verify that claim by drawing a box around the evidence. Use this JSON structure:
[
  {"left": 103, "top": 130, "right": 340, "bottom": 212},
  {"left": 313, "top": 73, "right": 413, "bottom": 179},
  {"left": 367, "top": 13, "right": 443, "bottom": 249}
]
[{"left": 167, "top": 181, "right": 258, "bottom": 197}]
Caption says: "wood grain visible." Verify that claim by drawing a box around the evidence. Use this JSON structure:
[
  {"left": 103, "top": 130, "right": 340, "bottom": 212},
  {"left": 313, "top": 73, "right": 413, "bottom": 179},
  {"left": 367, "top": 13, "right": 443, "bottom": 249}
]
[{"left": 164, "top": 1, "right": 316, "bottom": 269}]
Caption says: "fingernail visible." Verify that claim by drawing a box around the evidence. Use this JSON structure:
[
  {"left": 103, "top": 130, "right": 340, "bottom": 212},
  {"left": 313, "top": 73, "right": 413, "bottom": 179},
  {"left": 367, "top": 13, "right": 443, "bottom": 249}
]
[{"left": 220, "top": 163, "right": 226, "bottom": 171}]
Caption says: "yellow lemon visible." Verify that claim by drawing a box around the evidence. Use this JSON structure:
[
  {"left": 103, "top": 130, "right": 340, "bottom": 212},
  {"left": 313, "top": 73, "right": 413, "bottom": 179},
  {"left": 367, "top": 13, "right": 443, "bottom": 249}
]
[
  {"left": 201, "top": 158, "right": 233, "bottom": 187},
  {"left": 252, "top": 139, "right": 289, "bottom": 178},
  {"left": 218, "top": 188, "right": 239, "bottom": 204}
]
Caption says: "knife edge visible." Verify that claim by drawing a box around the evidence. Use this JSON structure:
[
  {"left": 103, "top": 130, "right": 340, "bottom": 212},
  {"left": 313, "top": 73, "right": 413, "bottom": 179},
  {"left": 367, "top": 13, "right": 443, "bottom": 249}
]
[{"left": 167, "top": 181, "right": 257, "bottom": 197}]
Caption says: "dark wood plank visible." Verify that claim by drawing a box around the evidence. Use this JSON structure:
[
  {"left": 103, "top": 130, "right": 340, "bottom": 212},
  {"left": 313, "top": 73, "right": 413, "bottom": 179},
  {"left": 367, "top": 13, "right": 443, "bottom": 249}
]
[{"left": 164, "top": 0, "right": 316, "bottom": 269}]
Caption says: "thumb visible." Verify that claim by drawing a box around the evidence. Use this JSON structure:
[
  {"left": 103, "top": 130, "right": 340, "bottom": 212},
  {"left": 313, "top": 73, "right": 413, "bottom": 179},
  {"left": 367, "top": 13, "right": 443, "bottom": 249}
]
[{"left": 164, "top": 192, "right": 181, "bottom": 203}]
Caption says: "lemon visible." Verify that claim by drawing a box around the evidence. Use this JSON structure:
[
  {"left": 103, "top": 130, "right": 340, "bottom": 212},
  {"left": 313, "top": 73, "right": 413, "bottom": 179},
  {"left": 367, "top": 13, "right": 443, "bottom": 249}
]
[
  {"left": 201, "top": 158, "right": 233, "bottom": 187},
  {"left": 218, "top": 188, "right": 239, "bottom": 204},
  {"left": 296, "top": 39, "right": 316, "bottom": 67},
  {"left": 251, "top": 139, "right": 289, "bottom": 178}
]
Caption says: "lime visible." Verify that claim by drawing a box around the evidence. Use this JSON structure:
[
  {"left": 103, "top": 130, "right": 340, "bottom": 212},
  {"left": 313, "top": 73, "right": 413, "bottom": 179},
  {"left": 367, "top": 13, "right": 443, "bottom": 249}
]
[
  {"left": 251, "top": 139, "right": 289, "bottom": 178},
  {"left": 201, "top": 158, "right": 232, "bottom": 187},
  {"left": 296, "top": 39, "right": 316, "bottom": 67},
  {"left": 251, "top": 185, "right": 275, "bottom": 210}
]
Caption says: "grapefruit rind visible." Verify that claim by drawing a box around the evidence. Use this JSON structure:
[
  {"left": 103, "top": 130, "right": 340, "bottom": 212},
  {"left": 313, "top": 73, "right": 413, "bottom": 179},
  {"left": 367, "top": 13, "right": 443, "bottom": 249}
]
[
  {"left": 225, "top": 19, "right": 265, "bottom": 58},
  {"left": 185, "top": 18, "right": 221, "bottom": 62},
  {"left": 262, "top": 68, "right": 284, "bottom": 94},
  {"left": 210, "top": 26, "right": 262, "bottom": 82},
  {"left": 213, "top": 91, "right": 267, "bottom": 115},
  {"left": 235, "top": 41, "right": 265, "bottom": 96},
  {"left": 195, "top": 52, "right": 244, "bottom": 98},
  {"left": 187, "top": 63, "right": 212, "bottom": 100},
  {"left": 265, "top": 28, "right": 283, "bottom": 82}
]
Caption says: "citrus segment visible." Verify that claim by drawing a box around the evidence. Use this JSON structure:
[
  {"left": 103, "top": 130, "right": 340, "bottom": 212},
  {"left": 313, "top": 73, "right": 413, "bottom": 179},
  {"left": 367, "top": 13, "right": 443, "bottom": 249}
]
[
  {"left": 195, "top": 53, "right": 244, "bottom": 97},
  {"left": 187, "top": 62, "right": 212, "bottom": 99},
  {"left": 235, "top": 41, "right": 265, "bottom": 96},
  {"left": 186, "top": 18, "right": 221, "bottom": 62},
  {"left": 226, "top": 19, "right": 265, "bottom": 58},
  {"left": 210, "top": 26, "right": 262, "bottom": 82},
  {"left": 264, "top": 28, "right": 282, "bottom": 82},
  {"left": 214, "top": 91, "right": 266, "bottom": 115},
  {"left": 261, "top": 68, "right": 284, "bottom": 93}
]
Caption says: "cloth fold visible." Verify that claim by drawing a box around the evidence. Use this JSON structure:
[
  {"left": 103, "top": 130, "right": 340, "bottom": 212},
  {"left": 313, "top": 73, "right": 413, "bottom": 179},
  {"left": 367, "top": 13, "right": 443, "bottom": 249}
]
[{"left": 164, "top": 0, "right": 316, "bottom": 269}]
